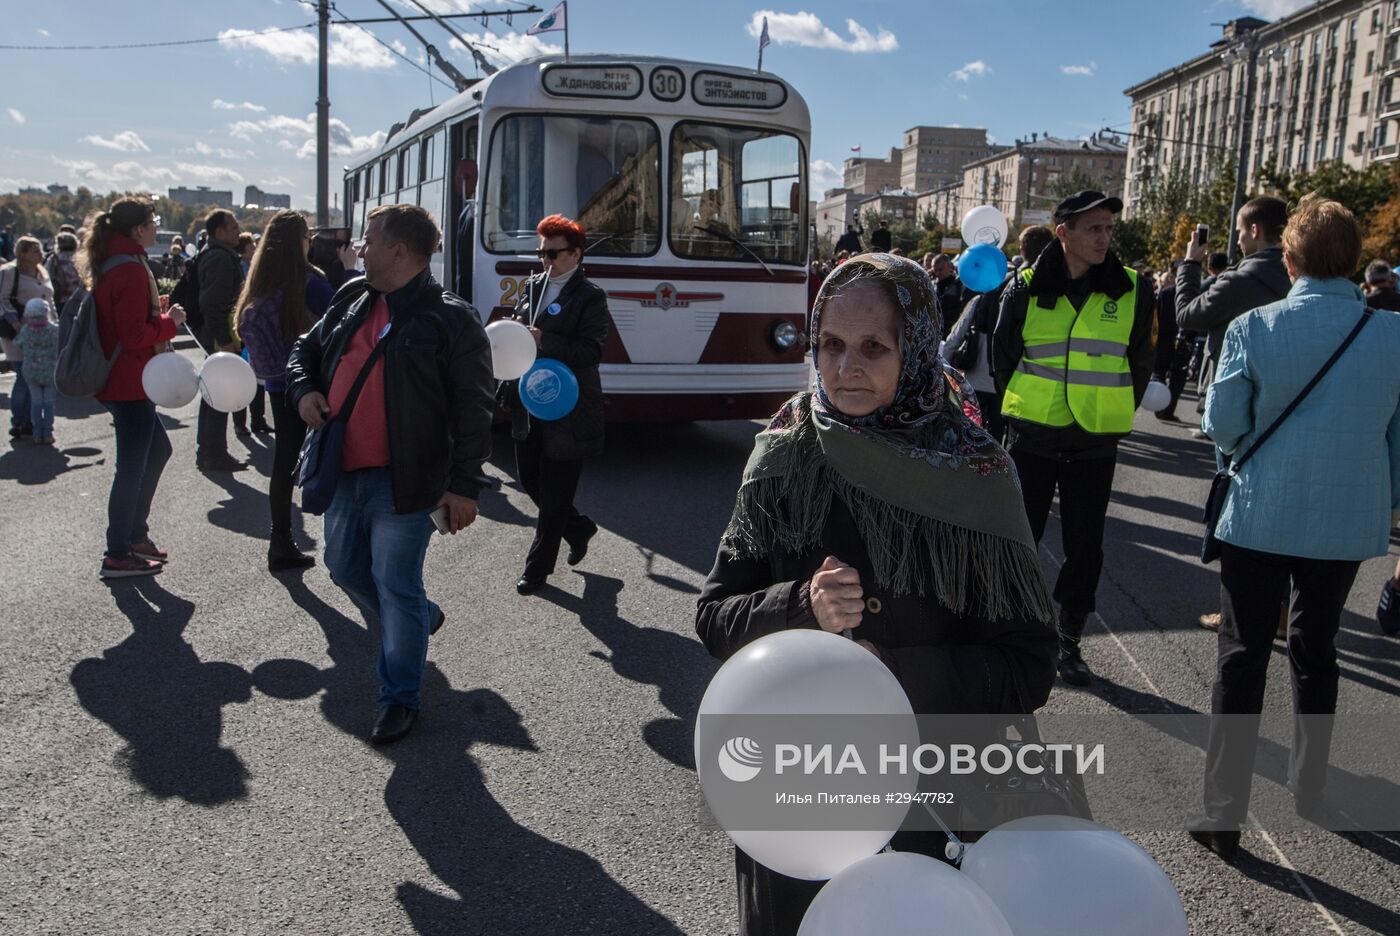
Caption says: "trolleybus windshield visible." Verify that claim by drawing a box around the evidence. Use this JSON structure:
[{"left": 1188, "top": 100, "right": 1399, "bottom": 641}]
[{"left": 669, "top": 122, "right": 805, "bottom": 266}]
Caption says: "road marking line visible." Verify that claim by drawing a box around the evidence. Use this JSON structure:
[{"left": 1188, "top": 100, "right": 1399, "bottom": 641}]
[{"left": 1038, "top": 542, "right": 1348, "bottom": 934}]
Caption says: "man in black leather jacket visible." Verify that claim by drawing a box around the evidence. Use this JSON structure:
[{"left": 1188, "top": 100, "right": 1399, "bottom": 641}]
[{"left": 286, "top": 204, "right": 495, "bottom": 744}]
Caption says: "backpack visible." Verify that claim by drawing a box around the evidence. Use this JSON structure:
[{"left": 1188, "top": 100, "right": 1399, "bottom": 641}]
[
  {"left": 168, "top": 250, "right": 204, "bottom": 334},
  {"left": 55, "top": 255, "right": 142, "bottom": 398}
]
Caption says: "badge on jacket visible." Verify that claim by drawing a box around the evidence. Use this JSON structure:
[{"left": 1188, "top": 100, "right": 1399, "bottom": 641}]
[{"left": 546, "top": 303, "right": 561, "bottom": 316}]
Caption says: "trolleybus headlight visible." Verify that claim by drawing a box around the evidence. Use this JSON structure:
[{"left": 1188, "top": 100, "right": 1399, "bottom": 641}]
[{"left": 771, "top": 321, "right": 800, "bottom": 350}]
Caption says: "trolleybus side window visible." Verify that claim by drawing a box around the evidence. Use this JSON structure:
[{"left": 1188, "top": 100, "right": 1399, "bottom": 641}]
[
  {"left": 450, "top": 121, "right": 479, "bottom": 303},
  {"left": 418, "top": 129, "right": 446, "bottom": 236},
  {"left": 483, "top": 113, "right": 661, "bottom": 257},
  {"left": 669, "top": 122, "right": 806, "bottom": 265}
]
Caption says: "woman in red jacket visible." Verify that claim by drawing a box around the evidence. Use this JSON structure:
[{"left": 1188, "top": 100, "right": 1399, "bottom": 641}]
[{"left": 86, "top": 198, "right": 188, "bottom": 579}]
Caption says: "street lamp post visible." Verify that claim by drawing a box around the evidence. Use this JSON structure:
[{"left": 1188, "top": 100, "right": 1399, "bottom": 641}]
[{"left": 1224, "top": 32, "right": 1260, "bottom": 264}]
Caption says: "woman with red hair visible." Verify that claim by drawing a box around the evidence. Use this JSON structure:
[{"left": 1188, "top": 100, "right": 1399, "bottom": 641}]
[{"left": 502, "top": 214, "right": 610, "bottom": 594}]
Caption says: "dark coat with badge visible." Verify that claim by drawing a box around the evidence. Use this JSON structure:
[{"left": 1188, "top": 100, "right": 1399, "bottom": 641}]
[{"left": 503, "top": 266, "right": 609, "bottom": 460}]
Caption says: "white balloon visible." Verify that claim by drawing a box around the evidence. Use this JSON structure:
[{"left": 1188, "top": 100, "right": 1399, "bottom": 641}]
[
  {"left": 961, "top": 205, "right": 1009, "bottom": 248},
  {"left": 961, "top": 816, "right": 1188, "bottom": 936},
  {"left": 486, "top": 319, "right": 538, "bottom": 380},
  {"left": 799, "top": 852, "right": 1014, "bottom": 936},
  {"left": 197, "top": 352, "right": 258, "bottom": 413},
  {"left": 1142, "top": 379, "right": 1172, "bottom": 413},
  {"left": 695, "top": 630, "right": 919, "bottom": 881},
  {"left": 141, "top": 352, "right": 199, "bottom": 409}
]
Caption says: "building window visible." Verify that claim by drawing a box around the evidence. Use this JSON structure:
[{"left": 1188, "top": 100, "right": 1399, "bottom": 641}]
[
  {"left": 1366, "top": 51, "right": 1374, "bottom": 75},
  {"left": 1373, "top": 9, "right": 1382, "bottom": 33},
  {"left": 1363, "top": 90, "right": 1371, "bottom": 113}
]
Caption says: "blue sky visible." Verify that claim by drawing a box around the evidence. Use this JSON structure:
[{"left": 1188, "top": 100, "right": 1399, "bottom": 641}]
[{"left": 0, "top": 0, "right": 1313, "bottom": 209}]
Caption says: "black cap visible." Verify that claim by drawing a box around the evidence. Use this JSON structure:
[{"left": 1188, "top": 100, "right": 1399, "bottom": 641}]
[{"left": 1053, "top": 190, "right": 1124, "bottom": 224}]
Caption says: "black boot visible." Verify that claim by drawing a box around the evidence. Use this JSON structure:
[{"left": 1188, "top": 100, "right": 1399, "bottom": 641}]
[
  {"left": 268, "top": 533, "right": 316, "bottom": 572},
  {"left": 1056, "top": 609, "right": 1092, "bottom": 687}
]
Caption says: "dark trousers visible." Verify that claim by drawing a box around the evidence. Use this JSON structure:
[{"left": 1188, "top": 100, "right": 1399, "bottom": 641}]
[
  {"left": 1203, "top": 542, "right": 1360, "bottom": 824},
  {"left": 101, "top": 399, "right": 172, "bottom": 558},
  {"left": 268, "top": 390, "right": 307, "bottom": 539},
  {"left": 514, "top": 425, "right": 593, "bottom": 580},
  {"left": 1158, "top": 339, "right": 1192, "bottom": 419},
  {"left": 975, "top": 390, "right": 1005, "bottom": 444},
  {"left": 1011, "top": 446, "right": 1117, "bottom": 615},
  {"left": 197, "top": 399, "right": 228, "bottom": 458},
  {"left": 232, "top": 384, "right": 267, "bottom": 432}
]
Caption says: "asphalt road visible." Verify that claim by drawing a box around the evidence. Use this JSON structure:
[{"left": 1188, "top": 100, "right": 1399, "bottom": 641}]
[{"left": 1, "top": 357, "right": 1397, "bottom": 935}]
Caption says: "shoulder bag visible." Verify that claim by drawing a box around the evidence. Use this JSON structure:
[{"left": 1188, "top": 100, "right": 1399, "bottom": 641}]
[{"left": 1201, "top": 306, "right": 1373, "bottom": 563}]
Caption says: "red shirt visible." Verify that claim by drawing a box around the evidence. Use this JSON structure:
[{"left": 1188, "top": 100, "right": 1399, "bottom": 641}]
[{"left": 327, "top": 296, "right": 391, "bottom": 471}]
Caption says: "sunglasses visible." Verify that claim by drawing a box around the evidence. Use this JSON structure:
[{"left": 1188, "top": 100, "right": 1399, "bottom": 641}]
[{"left": 535, "top": 247, "right": 574, "bottom": 260}]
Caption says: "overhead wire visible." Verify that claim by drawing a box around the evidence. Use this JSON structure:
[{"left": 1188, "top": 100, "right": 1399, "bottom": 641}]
[{"left": 0, "top": 21, "right": 312, "bottom": 51}]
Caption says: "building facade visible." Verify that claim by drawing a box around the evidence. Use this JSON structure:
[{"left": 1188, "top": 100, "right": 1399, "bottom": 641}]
[
  {"left": 1124, "top": 2, "right": 1400, "bottom": 215},
  {"left": 168, "top": 186, "right": 234, "bottom": 209},
  {"left": 244, "top": 185, "right": 292, "bottom": 209},
  {"left": 842, "top": 148, "right": 903, "bottom": 195},
  {"left": 958, "top": 135, "right": 1128, "bottom": 229},
  {"left": 900, "top": 126, "right": 1004, "bottom": 191}
]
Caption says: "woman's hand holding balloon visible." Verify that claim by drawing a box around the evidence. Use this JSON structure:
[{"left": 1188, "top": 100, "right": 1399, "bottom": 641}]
[
  {"left": 167, "top": 303, "right": 187, "bottom": 326},
  {"left": 810, "top": 555, "right": 864, "bottom": 634}
]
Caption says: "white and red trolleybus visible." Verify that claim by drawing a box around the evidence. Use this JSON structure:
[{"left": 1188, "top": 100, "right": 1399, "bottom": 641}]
[{"left": 343, "top": 54, "right": 812, "bottom": 421}]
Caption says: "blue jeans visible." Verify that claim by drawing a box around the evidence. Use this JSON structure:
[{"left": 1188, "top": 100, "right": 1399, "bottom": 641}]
[
  {"left": 27, "top": 380, "right": 55, "bottom": 437},
  {"left": 323, "top": 468, "right": 439, "bottom": 709},
  {"left": 10, "top": 360, "right": 30, "bottom": 429},
  {"left": 101, "top": 399, "right": 173, "bottom": 558}
]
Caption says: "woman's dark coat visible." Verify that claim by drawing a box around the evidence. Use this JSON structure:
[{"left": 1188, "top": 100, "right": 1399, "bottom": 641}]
[{"left": 504, "top": 267, "right": 609, "bottom": 460}]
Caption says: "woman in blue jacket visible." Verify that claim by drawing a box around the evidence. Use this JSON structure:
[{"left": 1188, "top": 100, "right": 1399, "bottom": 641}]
[{"left": 1193, "top": 197, "right": 1400, "bottom": 861}]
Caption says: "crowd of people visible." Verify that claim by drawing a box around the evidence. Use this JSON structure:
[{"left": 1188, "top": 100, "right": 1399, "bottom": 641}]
[{"left": 4, "top": 185, "right": 1400, "bottom": 933}]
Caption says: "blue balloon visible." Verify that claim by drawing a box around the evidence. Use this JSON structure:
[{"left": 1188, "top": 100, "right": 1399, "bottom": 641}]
[
  {"left": 519, "top": 358, "right": 579, "bottom": 421},
  {"left": 958, "top": 243, "right": 1009, "bottom": 293}
]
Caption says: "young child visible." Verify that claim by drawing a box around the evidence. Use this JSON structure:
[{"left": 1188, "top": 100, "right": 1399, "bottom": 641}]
[{"left": 15, "top": 298, "right": 59, "bottom": 445}]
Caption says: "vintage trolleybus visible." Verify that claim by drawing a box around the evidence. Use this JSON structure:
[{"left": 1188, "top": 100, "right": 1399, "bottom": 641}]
[{"left": 343, "top": 54, "right": 812, "bottom": 421}]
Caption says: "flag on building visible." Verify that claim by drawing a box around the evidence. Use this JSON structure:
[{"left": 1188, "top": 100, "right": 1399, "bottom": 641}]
[
  {"left": 851, "top": 145, "right": 862, "bottom": 155},
  {"left": 528, "top": 1, "right": 567, "bottom": 35},
  {"left": 759, "top": 16, "right": 770, "bottom": 52}
]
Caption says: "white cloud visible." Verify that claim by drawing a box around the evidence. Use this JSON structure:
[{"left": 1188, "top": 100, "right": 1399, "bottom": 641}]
[
  {"left": 189, "top": 140, "right": 252, "bottom": 160},
  {"left": 82, "top": 131, "right": 151, "bottom": 153},
  {"left": 227, "top": 111, "right": 384, "bottom": 161},
  {"left": 36, "top": 29, "right": 49, "bottom": 38},
  {"left": 1061, "top": 62, "right": 1096, "bottom": 77},
  {"left": 746, "top": 11, "right": 897, "bottom": 53},
  {"left": 810, "top": 159, "right": 843, "bottom": 191},
  {"left": 212, "top": 99, "right": 267, "bottom": 112},
  {"left": 218, "top": 24, "right": 398, "bottom": 70},
  {"left": 53, "top": 157, "right": 174, "bottom": 190},
  {"left": 448, "top": 31, "right": 562, "bottom": 66},
  {"left": 1241, "top": 0, "right": 1310, "bottom": 18},
  {"left": 950, "top": 60, "right": 990, "bottom": 82},
  {"left": 177, "top": 162, "right": 245, "bottom": 184},
  {"left": 7, "top": 108, "right": 26, "bottom": 125}
]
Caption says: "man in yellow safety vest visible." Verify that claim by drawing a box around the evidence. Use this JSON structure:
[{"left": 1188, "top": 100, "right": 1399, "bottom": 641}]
[{"left": 992, "top": 191, "right": 1156, "bottom": 687}]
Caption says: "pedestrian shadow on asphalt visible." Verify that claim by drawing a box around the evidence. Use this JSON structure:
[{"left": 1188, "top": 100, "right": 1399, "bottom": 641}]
[
  {"left": 1233, "top": 851, "right": 1400, "bottom": 934},
  {"left": 536, "top": 570, "right": 717, "bottom": 770},
  {"left": 69, "top": 577, "right": 252, "bottom": 805},
  {"left": 1115, "top": 435, "right": 1219, "bottom": 480},
  {"left": 257, "top": 577, "right": 684, "bottom": 936},
  {"left": 0, "top": 442, "right": 102, "bottom": 484},
  {"left": 202, "top": 461, "right": 312, "bottom": 548}
]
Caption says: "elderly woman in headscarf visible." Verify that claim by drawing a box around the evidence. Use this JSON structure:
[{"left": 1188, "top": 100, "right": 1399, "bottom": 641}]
[{"left": 695, "top": 253, "right": 1057, "bottom": 936}]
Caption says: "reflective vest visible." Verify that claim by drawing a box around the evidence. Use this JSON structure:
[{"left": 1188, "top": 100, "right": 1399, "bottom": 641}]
[{"left": 1002, "top": 267, "right": 1137, "bottom": 434}]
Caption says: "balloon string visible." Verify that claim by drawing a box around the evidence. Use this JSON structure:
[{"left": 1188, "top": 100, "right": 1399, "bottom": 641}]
[
  {"left": 183, "top": 321, "right": 210, "bottom": 358},
  {"left": 922, "top": 801, "right": 966, "bottom": 867}
]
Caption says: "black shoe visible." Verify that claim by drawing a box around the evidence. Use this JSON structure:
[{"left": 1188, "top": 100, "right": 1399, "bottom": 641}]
[
  {"left": 1293, "top": 790, "right": 1327, "bottom": 823},
  {"left": 197, "top": 452, "right": 247, "bottom": 472},
  {"left": 1189, "top": 828, "right": 1241, "bottom": 862},
  {"left": 234, "top": 425, "right": 252, "bottom": 438},
  {"left": 268, "top": 536, "right": 316, "bottom": 572},
  {"left": 1057, "top": 643, "right": 1093, "bottom": 686},
  {"left": 566, "top": 519, "right": 599, "bottom": 566},
  {"left": 431, "top": 608, "right": 446, "bottom": 636},
  {"left": 9, "top": 423, "right": 32, "bottom": 438},
  {"left": 1155, "top": 412, "right": 1181, "bottom": 423},
  {"left": 370, "top": 704, "right": 417, "bottom": 744},
  {"left": 516, "top": 576, "right": 546, "bottom": 595}
]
